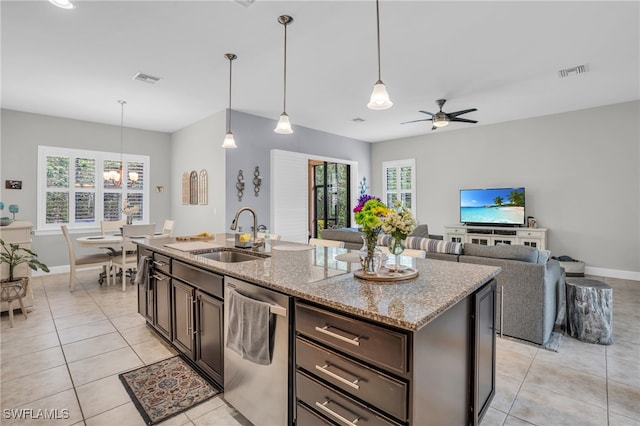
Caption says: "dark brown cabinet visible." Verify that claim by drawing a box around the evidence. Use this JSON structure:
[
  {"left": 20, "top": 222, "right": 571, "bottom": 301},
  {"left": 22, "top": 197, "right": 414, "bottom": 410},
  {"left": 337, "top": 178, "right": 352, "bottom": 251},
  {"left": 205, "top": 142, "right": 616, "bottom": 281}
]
[
  {"left": 194, "top": 290, "right": 224, "bottom": 384},
  {"left": 295, "top": 279, "right": 497, "bottom": 426},
  {"left": 473, "top": 280, "right": 497, "bottom": 425},
  {"left": 172, "top": 279, "right": 195, "bottom": 356},
  {"left": 153, "top": 270, "right": 172, "bottom": 340}
]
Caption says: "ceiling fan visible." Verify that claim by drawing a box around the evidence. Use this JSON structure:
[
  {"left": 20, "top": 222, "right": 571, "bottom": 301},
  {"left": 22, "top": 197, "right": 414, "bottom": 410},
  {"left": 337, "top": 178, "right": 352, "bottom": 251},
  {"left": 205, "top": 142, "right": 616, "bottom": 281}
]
[{"left": 401, "top": 99, "right": 478, "bottom": 130}]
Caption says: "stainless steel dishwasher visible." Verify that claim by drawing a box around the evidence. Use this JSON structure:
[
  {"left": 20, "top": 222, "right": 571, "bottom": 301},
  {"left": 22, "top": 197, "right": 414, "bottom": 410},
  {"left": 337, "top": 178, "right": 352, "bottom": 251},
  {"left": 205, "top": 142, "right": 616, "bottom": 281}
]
[{"left": 224, "top": 276, "right": 293, "bottom": 425}]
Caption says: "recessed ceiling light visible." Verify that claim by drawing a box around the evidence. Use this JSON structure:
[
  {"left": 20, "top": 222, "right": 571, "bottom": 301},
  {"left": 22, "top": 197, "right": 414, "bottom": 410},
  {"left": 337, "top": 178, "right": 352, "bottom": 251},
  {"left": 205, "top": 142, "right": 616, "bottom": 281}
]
[
  {"left": 558, "top": 64, "right": 587, "bottom": 78},
  {"left": 48, "top": 0, "right": 74, "bottom": 9},
  {"left": 133, "top": 72, "right": 161, "bottom": 85}
]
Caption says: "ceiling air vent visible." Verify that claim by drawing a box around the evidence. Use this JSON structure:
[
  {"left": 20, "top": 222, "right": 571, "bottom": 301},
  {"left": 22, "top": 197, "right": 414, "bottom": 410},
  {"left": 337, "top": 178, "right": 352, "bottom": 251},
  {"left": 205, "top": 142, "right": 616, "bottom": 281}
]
[
  {"left": 233, "top": 0, "right": 255, "bottom": 7},
  {"left": 558, "top": 64, "right": 587, "bottom": 78},
  {"left": 133, "top": 72, "right": 161, "bottom": 84}
]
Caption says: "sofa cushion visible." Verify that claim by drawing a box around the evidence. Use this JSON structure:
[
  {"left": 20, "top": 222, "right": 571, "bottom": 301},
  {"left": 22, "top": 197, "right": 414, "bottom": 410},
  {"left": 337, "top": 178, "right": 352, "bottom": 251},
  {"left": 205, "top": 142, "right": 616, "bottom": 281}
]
[
  {"left": 537, "top": 249, "right": 551, "bottom": 264},
  {"left": 462, "top": 243, "right": 539, "bottom": 263},
  {"left": 378, "top": 235, "right": 462, "bottom": 255}
]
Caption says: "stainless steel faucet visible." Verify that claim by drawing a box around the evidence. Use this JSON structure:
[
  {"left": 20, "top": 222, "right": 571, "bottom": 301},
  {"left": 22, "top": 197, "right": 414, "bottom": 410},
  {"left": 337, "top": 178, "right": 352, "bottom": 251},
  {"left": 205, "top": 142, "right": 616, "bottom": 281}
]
[{"left": 230, "top": 207, "right": 263, "bottom": 249}]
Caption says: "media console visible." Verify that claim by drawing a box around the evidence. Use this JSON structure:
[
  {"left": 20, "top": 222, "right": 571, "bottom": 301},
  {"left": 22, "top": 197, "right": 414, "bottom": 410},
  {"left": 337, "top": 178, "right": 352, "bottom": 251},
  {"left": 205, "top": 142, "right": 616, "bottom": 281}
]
[{"left": 445, "top": 224, "right": 548, "bottom": 250}]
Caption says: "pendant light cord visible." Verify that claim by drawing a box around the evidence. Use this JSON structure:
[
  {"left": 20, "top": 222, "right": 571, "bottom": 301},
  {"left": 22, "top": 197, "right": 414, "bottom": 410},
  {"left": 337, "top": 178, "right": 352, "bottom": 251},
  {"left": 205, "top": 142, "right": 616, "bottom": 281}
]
[
  {"left": 375, "top": 0, "right": 382, "bottom": 81},
  {"left": 282, "top": 20, "right": 288, "bottom": 112},
  {"left": 228, "top": 57, "right": 233, "bottom": 132},
  {"left": 118, "top": 100, "right": 126, "bottom": 186}
]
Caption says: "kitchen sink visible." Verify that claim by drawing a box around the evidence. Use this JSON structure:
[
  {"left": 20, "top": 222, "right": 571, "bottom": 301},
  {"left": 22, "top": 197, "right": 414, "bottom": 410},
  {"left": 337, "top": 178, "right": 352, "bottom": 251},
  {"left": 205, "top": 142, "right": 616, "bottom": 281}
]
[{"left": 196, "top": 249, "right": 267, "bottom": 263}]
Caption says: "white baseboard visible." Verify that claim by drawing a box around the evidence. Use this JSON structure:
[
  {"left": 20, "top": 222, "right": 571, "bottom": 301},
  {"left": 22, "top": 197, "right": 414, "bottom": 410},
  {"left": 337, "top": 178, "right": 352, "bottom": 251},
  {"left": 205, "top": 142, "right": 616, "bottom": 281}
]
[
  {"left": 584, "top": 266, "right": 640, "bottom": 281},
  {"left": 33, "top": 265, "right": 104, "bottom": 277}
]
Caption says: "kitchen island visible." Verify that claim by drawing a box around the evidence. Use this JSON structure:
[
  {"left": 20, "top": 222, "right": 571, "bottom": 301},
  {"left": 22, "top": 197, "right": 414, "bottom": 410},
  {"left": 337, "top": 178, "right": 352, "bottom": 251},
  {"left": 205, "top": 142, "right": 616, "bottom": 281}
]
[{"left": 136, "top": 235, "right": 501, "bottom": 426}]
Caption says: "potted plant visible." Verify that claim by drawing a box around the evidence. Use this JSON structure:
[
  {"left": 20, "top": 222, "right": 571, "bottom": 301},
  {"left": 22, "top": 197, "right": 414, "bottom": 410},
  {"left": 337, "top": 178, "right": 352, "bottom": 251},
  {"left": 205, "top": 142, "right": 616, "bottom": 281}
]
[{"left": 1, "top": 238, "right": 49, "bottom": 285}]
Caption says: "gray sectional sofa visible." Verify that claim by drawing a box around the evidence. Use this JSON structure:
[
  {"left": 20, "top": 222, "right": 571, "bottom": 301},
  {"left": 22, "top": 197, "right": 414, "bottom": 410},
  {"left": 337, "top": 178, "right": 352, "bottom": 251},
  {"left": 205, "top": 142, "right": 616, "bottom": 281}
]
[{"left": 382, "top": 238, "right": 566, "bottom": 346}]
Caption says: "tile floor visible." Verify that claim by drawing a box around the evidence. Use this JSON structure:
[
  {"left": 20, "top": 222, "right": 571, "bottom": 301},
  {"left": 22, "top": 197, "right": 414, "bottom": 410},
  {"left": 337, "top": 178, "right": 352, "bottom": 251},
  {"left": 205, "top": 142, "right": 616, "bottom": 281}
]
[{"left": 1, "top": 270, "right": 638, "bottom": 425}]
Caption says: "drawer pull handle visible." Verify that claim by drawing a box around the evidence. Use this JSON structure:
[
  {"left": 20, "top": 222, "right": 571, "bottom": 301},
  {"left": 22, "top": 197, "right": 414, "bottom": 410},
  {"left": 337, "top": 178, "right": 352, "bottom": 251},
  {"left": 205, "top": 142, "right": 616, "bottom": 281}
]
[
  {"left": 153, "top": 261, "right": 167, "bottom": 267},
  {"left": 315, "top": 399, "right": 361, "bottom": 426},
  {"left": 152, "top": 274, "right": 166, "bottom": 281},
  {"left": 315, "top": 364, "right": 360, "bottom": 390},
  {"left": 314, "top": 325, "right": 361, "bottom": 346}
]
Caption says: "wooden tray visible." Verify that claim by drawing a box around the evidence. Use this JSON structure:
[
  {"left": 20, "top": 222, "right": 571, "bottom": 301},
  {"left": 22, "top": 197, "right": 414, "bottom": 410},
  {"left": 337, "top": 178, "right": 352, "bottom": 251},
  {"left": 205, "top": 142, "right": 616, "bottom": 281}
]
[
  {"left": 175, "top": 235, "right": 214, "bottom": 241},
  {"left": 354, "top": 266, "right": 418, "bottom": 282}
]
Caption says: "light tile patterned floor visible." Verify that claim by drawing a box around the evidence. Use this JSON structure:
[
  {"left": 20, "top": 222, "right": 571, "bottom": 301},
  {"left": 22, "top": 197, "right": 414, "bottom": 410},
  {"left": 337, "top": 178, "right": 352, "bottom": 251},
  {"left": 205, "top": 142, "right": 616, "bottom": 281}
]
[{"left": 0, "top": 270, "right": 638, "bottom": 425}]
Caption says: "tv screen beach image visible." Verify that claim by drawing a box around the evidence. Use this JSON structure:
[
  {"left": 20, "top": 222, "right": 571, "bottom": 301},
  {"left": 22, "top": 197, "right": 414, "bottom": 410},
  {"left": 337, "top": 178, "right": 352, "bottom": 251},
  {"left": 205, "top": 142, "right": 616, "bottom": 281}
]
[{"left": 460, "top": 188, "right": 525, "bottom": 225}]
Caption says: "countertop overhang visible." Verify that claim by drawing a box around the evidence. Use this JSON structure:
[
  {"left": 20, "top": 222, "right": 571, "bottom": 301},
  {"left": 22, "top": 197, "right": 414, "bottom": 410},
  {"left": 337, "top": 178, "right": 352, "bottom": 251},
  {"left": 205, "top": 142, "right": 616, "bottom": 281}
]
[{"left": 137, "top": 234, "right": 501, "bottom": 332}]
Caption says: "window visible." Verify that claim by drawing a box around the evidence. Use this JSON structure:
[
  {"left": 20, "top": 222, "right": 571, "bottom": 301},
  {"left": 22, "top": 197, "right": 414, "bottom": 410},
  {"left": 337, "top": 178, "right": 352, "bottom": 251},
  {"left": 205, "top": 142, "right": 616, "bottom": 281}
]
[
  {"left": 37, "top": 146, "right": 149, "bottom": 231},
  {"left": 383, "top": 159, "right": 416, "bottom": 217}
]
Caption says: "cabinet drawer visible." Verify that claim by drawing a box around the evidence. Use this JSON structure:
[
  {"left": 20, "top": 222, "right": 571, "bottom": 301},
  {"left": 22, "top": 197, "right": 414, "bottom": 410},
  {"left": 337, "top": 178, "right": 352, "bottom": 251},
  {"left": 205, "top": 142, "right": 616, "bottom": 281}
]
[
  {"left": 297, "top": 402, "right": 334, "bottom": 426},
  {"left": 296, "top": 302, "right": 408, "bottom": 375},
  {"left": 297, "top": 337, "right": 408, "bottom": 421},
  {"left": 446, "top": 227, "right": 465, "bottom": 234},
  {"left": 153, "top": 253, "right": 171, "bottom": 275},
  {"left": 173, "top": 261, "right": 222, "bottom": 299},
  {"left": 516, "top": 230, "right": 541, "bottom": 238},
  {"left": 297, "top": 371, "right": 400, "bottom": 426}
]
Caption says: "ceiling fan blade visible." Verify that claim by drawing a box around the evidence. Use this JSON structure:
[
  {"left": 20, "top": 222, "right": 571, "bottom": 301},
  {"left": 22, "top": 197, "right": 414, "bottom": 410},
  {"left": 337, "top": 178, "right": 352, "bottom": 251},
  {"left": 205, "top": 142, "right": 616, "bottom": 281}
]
[
  {"left": 450, "top": 117, "right": 478, "bottom": 124},
  {"left": 401, "top": 118, "right": 433, "bottom": 125},
  {"left": 418, "top": 110, "right": 435, "bottom": 116},
  {"left": 447, "top": 108, "right": 477, "bottom": 117}
]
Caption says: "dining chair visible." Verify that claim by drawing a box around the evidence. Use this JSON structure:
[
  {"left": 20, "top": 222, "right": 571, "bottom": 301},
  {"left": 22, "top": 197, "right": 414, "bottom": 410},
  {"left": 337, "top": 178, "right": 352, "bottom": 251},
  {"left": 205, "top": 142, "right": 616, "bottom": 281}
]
[
  {"left": 111, "top": 224, "right": 156, "bottom": 291},
  {"left": 101, "top": 219, "right": 126, "bottom": 235},
  {"left": 162, "top": 219, "right": 175, "bottom": 236},
  {"left": 257, "top": 232, "right": 281, "bottom": 240},
  {"left": 308, "top": 238, "right": 345, "bottom": 248},
  {"left": 380, "top": 246, "right": 427, "bottom": 258},
  {"left": 61, "top": 225, "right": 113, "bottom": 292}
]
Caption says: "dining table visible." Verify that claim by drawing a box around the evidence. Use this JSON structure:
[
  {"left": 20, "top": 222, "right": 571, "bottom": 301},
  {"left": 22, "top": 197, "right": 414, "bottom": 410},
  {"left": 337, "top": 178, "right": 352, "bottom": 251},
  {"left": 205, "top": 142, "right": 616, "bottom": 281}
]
[{"left": 76, "top": 232, "right": 168, "bottom": 291}]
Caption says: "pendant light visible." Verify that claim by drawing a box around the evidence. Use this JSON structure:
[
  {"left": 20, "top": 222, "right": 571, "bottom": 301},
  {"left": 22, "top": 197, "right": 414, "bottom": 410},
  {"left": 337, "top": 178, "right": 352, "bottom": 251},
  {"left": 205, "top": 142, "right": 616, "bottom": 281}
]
[
  {"left": 274, "top": 15, "right": 294, "bottom": 134},
  {"left": 367, "top": 0, "right": 393, "bottom": 110},
  {"left": 222, "top": 53, "right": 238, "bottom": 148}
]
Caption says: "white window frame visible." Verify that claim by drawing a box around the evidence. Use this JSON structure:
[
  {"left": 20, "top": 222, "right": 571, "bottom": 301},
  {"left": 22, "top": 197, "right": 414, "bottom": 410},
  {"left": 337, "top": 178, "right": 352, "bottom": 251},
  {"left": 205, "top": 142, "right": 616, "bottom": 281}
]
[
  {"left": 382, "top": 159, "right": 416, "bottom": 217},
  {"left": 37, "top": 145, "right": 150, "bottom": 232}
]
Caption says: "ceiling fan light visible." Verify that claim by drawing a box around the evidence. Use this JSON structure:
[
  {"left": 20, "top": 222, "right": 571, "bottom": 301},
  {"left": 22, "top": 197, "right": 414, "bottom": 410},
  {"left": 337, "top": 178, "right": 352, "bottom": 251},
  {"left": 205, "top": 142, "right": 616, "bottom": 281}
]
[
  {"left": 128, "top": 171, "right": 139, "bottom": 182},
  {"left": 274, "top": 112, "right": 293, "bottom": 134},
  {"left": 222, "top": 132, "right": 238, "bottom": 149},
  {"left": 48, "top": 0, "right": 75, "bottom": 9},
  {"left": 367, "top": 81, "right": 393, "bottom": 110},
  {"left": 433, "top": 118, "right": 449, "bottom": 127}
]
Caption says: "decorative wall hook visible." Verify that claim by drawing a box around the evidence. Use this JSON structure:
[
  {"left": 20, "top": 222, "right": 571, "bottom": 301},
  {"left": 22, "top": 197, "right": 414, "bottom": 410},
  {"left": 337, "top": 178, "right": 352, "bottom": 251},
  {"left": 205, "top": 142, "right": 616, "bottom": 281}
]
[
  {"left": 359, "top": 177, "right": 368, "bottom": 195},
  {"left": 236, "top": 170, "right": 245, "bottom": 201},
  {"left": 253, "top": 166, "right": 262, "bottom": 197}
]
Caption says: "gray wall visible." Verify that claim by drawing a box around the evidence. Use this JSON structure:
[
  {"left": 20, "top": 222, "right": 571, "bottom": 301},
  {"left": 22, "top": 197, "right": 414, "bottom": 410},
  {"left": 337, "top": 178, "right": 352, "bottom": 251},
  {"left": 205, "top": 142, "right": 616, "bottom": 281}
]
[
  {"left": 170, "top": 110, "right": 227, "bottom": 236},
  {"left": 224, "top": 110, "right": 372, "bottom": 232},
  {"left": 0, "top": 109, "right": 172, "bottom": 268},
  {"left": 371, "top": 101, "right": 640, "bottom": 277}
]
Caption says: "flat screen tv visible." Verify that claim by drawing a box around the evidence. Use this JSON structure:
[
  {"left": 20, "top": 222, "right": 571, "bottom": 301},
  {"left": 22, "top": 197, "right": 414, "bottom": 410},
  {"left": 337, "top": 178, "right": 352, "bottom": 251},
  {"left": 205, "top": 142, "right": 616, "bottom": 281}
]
[{"left": 460, "top": 187, "right": 526, "bottom": 226}]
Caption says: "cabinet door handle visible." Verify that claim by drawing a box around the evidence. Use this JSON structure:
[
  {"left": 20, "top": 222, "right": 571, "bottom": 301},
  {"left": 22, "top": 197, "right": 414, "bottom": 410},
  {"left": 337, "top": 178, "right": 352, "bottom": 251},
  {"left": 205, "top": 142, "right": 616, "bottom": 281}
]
[
  {"left": 186, "top": 295, "right": 192, "bottom": 334},
  {"left": 153, "top": 261, "right": 167, "bottom": 267},
  {"left": 193, "top": 297, "right": 199, "bottom": 335},
  {"left": 315, "top": 400, "right": 361, "bottom": 426},
  {"left": 152, "top": 274, "right": 166, "bottom": 281},
  {"left": 314, "top": 325, "right": 361, "bottom": 346},
  {"left": 315, "top": 364, "right": 360, "bottom": 390}
]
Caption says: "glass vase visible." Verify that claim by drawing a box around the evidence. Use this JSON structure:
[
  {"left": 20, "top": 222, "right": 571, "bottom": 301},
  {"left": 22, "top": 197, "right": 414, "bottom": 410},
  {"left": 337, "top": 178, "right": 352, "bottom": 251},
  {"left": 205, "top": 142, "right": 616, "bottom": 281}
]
[
  {"left": 388, "top": 236, "right": 406, "bottom": 272},
  {"left": 360, "top": 233, "right": 382, "bottom": 275},
  {"left": 126, "top": 215, "right": 133, "bottom": 225}
]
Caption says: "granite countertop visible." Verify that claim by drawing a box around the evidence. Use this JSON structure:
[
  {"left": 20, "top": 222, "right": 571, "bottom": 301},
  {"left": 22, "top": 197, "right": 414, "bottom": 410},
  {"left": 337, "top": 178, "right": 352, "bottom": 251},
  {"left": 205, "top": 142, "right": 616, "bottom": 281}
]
[{"left": 137, "top": 234, "right": 500, "bottom": 332}]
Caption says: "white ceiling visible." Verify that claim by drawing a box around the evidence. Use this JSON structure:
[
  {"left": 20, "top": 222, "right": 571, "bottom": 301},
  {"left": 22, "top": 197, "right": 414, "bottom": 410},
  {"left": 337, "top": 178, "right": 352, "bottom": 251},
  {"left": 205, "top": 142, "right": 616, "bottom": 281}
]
[{"left": 2, "top": 1, "right": 638, "bottom": 142}]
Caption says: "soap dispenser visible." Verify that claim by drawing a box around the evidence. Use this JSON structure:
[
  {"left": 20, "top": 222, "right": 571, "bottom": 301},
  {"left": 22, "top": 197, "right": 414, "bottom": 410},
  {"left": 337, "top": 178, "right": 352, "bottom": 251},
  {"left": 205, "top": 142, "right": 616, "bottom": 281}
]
[{"left": 264, "top": 229, "right": 271, "bottom": 252}]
